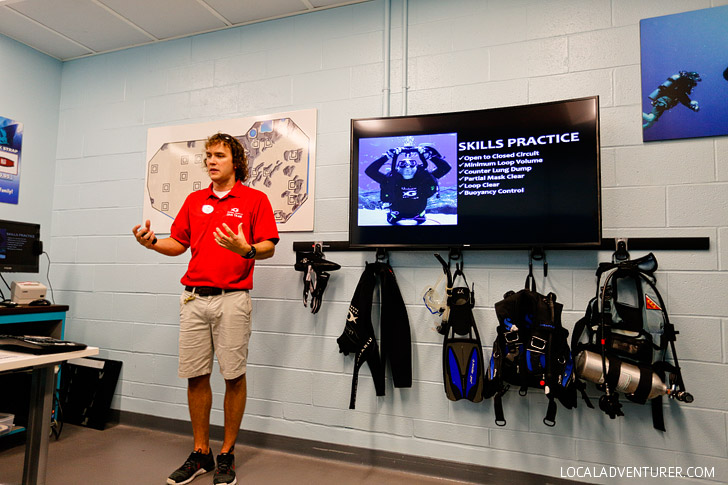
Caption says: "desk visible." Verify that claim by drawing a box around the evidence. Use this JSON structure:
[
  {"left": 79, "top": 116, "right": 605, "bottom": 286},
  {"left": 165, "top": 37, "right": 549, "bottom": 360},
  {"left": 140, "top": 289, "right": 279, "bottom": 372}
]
[
  {"left": 0, "top": 346, "right": 99, "bottom": 485},
  {"left": 0, "top": 305, "right": 70, "bottom": 340},
  {"left": 0, "top": 305, "right": 70, "bottom": 436}
]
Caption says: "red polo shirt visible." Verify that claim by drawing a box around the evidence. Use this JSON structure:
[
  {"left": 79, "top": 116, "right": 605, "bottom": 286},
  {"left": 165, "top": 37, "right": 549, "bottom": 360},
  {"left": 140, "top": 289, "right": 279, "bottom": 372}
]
[{"left": 170, "top": 182, "right": 279, "bottom": 290}]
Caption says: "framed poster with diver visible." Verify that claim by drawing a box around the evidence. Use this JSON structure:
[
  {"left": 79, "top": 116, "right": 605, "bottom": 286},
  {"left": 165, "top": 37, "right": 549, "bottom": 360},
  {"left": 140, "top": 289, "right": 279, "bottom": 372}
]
[{"left": 640, "top": 6, "right": 728, "bottom": 142}]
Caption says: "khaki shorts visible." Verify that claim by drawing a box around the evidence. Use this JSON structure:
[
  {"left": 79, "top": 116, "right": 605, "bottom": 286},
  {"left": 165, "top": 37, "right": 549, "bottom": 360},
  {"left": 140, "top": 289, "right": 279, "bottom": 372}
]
[{"left": 178, "top": 289, "right": 252, "bottom": 380}]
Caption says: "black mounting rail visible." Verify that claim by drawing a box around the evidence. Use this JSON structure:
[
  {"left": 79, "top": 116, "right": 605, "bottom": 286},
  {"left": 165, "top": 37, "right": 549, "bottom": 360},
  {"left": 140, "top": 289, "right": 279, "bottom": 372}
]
[{"left": 292, "top": 237, "right": 709, "bottom": 253}]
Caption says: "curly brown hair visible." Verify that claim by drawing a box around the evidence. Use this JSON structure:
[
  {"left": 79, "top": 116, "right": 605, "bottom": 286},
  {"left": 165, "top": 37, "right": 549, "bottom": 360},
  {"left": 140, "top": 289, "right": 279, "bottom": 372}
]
[{"left": 205, "top": 133, "right": 248, "bottom": 182}]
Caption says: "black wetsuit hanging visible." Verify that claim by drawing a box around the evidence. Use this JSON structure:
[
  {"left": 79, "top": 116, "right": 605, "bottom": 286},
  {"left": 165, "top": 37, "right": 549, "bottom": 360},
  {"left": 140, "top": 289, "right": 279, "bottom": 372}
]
[{"left": 337, "top": 261, "right": 412, "bottom": 409}]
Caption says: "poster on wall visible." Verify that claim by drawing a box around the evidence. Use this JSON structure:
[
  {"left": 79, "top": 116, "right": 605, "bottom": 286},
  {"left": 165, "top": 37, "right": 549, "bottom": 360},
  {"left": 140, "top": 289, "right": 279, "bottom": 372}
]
[
  {"left": 640, "top": 6, "right": 728, "bottom": 142},
  {"left": 0, "top": 115, "right": 24, "bottom": 205},
  {"left": 144, "top": 109, "right": 317, "bottom": 234}
]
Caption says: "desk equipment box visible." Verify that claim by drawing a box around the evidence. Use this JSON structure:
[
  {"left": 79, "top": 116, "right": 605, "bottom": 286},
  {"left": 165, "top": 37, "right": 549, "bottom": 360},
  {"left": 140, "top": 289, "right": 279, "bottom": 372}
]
[
  {"left": 0, "top": 412, "right": 13, "bottom": 436},
  {"left": 10, "top": 281, "right": 46, "bottom": 304}
]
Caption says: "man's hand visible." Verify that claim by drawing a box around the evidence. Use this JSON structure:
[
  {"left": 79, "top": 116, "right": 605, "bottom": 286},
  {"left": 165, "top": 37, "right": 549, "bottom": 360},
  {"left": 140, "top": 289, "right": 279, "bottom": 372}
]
[
  {"left": 214, "top": 222, "right": 250, "bottom": 256},
  {"left": 133, "top": 220, "right": 157, "bottom": 249},
  {"left": 386, "top": 147, "right": 402, "bottom": 158},
  {"left": 419, "top": 144, "right": 441, "bottom": 160}
]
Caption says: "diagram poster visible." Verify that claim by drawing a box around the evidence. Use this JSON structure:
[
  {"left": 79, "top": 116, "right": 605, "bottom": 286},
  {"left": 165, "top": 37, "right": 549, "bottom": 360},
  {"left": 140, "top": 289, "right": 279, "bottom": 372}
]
[
  {"left": 144, "top": 109, "right": 316, "bottom": 234},
  {"left": 640, "top": 6, "right": 728, "bottom": 141},
  {"left": 0, "top": 115, "right": 24, "bottom": 205}
]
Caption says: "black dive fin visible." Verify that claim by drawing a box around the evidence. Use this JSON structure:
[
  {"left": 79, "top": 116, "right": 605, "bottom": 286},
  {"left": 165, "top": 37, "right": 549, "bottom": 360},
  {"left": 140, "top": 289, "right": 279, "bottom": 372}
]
[
  {"left": 443, "top": 328, "right": 485, "bottom": 402},
  {"left": 440, "top": 262, "right": 485, "bottom": 403}
]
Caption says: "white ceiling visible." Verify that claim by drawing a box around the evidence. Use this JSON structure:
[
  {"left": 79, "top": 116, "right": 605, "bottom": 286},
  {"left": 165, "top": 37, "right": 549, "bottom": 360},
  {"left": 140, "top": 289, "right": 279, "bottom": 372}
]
[{"left": 0, "top": 0, "right": 371, "bottom": 61}]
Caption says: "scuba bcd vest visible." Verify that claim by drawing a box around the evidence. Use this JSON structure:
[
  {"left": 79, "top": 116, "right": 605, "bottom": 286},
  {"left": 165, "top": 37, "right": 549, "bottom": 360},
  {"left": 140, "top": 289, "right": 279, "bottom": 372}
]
[
  {"left": 484, "top": 274, "right": 576, "bottom": 426},
  {"left": 570, "top": 252, "right": 693, "bottom": 431}
]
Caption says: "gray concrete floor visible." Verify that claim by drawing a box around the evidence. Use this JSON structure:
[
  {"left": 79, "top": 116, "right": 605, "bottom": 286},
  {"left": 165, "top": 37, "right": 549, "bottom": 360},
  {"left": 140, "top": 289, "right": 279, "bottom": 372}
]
[{"left": 0, "top": 424, "right": 479, "bottom": 485}]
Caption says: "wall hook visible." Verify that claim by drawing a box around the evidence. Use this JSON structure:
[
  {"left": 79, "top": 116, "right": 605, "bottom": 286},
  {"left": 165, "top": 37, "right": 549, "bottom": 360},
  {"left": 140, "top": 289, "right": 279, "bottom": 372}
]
[
  {"left": 529, "top": 247, "right": 547, "bottom": 277},
  {"left": 613, "top": 238, "right": 630, "bottom": 262}
]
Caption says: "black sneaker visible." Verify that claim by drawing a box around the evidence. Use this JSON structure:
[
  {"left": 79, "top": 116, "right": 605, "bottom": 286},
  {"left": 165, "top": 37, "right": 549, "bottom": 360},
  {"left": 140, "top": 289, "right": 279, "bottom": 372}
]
[
  {"left": 214, "top": 452, "right": 237, "bottom": 485},
  {"left": 167, "top": 449, "right": 215, "bottom": 485}
]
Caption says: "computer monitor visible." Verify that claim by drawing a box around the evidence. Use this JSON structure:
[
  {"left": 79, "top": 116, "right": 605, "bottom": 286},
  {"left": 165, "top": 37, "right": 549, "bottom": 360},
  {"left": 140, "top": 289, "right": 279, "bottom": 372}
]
[{"left": 0, "top": 219, "right": 42, "bottom": 273}]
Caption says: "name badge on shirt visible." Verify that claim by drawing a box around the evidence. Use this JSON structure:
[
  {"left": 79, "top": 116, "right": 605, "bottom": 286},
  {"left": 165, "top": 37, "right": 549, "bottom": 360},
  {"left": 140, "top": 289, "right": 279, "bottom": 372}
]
[{"left": 202, "top": 204, "right": 214, "bottom": 214}]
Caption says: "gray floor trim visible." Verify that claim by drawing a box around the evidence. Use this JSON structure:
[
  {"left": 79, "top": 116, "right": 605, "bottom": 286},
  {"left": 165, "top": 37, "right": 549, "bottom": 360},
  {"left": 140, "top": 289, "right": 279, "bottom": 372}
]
[{"left": 114, "top": 410, "right": 585, "bottom": 485}]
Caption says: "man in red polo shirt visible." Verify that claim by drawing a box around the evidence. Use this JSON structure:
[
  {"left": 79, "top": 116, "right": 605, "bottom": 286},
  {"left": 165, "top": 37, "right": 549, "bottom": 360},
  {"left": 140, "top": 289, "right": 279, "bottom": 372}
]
[{"left": 133, "top": 133, "right": 278, "bottom": 485}]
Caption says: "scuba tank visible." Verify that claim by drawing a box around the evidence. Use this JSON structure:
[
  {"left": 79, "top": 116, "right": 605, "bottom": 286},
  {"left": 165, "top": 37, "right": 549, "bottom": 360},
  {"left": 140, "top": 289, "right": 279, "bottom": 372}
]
[{"left": 575, "top": 350, "right": 693, "bottom": 402}]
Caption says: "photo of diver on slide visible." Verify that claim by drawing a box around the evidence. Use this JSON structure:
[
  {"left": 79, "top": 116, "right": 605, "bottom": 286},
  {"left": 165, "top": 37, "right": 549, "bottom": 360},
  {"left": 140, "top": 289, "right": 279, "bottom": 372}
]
[{"left": 358, "top": 134, "right": 457, "bottom": 226}]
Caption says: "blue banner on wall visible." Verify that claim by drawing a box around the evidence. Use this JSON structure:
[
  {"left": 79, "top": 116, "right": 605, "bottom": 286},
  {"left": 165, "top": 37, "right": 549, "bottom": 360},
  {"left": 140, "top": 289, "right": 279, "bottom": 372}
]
[{"left": 0, "top": 115, "right": 23, "bottom": 205}]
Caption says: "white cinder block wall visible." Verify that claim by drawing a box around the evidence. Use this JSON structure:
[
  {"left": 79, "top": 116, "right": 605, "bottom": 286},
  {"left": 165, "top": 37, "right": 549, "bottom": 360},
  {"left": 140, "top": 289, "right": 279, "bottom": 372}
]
[{"left": 42, "top": 0, "right": 728, "bottom": 483}]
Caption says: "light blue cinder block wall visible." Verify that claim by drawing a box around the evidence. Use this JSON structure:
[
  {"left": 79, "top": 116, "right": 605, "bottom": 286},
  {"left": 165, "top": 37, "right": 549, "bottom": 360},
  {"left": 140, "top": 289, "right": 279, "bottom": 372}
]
[
  {"left": 45, "top": 0, "right": 728, "bottom": 483},
  {"left": 0, "top": 35, "right": 62, "bottom": 269}
]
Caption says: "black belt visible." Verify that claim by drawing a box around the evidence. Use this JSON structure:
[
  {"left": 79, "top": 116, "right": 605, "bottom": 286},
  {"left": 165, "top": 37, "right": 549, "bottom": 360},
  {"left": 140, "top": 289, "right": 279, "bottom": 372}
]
[{"left": 184, "top": 286, "right": 245, "bottom": 297}]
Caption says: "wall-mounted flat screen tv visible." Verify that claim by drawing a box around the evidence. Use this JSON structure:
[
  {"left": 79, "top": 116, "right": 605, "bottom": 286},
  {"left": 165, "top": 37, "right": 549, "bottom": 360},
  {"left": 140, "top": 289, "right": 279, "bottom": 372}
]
[{"left": 348, "top": 96, "right": 602, "bottom": 249}]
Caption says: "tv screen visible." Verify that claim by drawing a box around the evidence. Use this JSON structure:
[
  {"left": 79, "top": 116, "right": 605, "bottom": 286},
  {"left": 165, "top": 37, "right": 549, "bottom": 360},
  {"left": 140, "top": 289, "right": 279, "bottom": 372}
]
[
  {"left": 0, "top": 219, "right": 41, "bottom": 273},
  {"left": 349, "top": 97, "right": 601, "bottom": 248}
]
